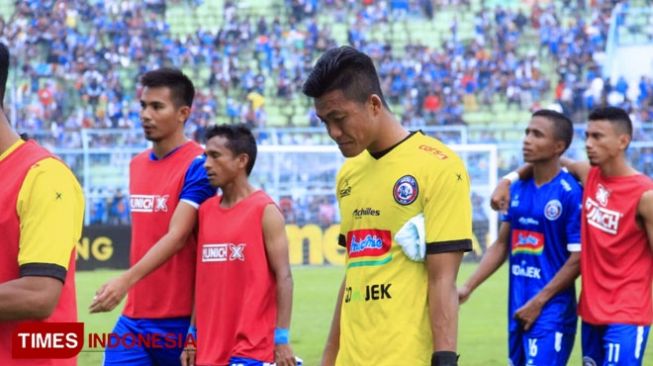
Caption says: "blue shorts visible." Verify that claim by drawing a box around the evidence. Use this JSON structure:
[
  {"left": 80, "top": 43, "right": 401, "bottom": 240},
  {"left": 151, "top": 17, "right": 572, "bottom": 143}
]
[
  {"left": 229, "top": 356, "right": 303, "bottom": 366},
  {"left": 509, "top": 327, "right": 574, "bottom": 366},
  {"left": 581, "top": 322, "right": 650, "bottom": 366},
  {"left": 103, "top": 315, "right": 190, "bottom": 366},
  {"left": 229, "top": 357, "right": 273, "bottom": 366}
]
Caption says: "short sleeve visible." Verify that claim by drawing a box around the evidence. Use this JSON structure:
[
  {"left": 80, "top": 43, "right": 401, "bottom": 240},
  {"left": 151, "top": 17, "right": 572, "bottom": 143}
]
[
  {"left": 179, "top": 154, "right": 217, "bottom": 208},
  {"left": 17, "top": 158, "right": 85, "bottom": 282},
  {"left": 424, "top": 159, "right": 473, "bottom": 255},
  {"left": 565, "top": 187, "right": 582, "bottom": 253}
]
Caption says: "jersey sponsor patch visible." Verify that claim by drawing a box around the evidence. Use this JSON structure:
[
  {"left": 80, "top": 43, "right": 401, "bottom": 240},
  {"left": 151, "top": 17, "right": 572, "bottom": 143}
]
[
  {"left": 346, "top": 229, "right": 392, "bottom": 268},
  {"left": 201, "top": 243, "right": 246, "bottom": 262},
  {"left": 393, "top": 175, "right": 418, "bottom": 205},
  {"left": 544, "top": 199, "right": 563, "bottom": 221},
  {"left": 129, "top": 194, "right": 169, "bottom": 213},
  {"left": 511, "top": 229, "right": 545, "bottom": 255},
  {"left": 585, "top": 197, "right": 621, "bottom": 235}
]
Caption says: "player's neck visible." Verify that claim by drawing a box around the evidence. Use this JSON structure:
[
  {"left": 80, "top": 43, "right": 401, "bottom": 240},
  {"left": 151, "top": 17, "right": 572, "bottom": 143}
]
[
  {"left": 367, "top": 114, "right": 408, "bottom": 154},
  {"left": 598, "top": 156, "right": 637, "bottom": 177},
  {"left": 0, "top": 111, "right": 20, "bottom": 156},
  {"left": 220, "top": 178, "right": 256, "bottom": 208},
  {"left": 532, "top": 159, "right": 561, "bottom": 187},
  {"left": 151, "top": 133, "right": 188, "bottom": 159}
]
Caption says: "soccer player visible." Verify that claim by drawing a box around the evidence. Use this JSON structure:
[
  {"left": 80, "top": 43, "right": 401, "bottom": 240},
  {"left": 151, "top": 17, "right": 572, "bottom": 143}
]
[
  {"left": 0, "top": 42, "right": 84, "bottom": 365},
  {"left": 494, "top": 106, "right": 653, "bottom": 365},
  {"left": 89, "top": 68, "right": 215, "bottom": 365},
  {"left": 302, "top": 46, "right": 472, "bottom": 366},
  {"left": 458, "top": 110, "right": 582, "bottom": 365},
  {"left": 179, "top": 124, "right": 296, "bottom": 366}
]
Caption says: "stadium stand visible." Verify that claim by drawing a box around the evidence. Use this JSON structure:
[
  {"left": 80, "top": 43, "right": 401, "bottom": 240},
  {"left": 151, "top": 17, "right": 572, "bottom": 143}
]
[{"left": 1, "top": 0, "right": 652, "bottom": 224}]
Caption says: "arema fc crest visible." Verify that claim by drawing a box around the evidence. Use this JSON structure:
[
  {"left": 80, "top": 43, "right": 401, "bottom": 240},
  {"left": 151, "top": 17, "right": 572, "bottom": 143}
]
[
  {"left": 544, "top": 199, "right": 562, "bottom": 221},
  {"left": 393, "top": 175, "right": 419, "bottom": 205}
]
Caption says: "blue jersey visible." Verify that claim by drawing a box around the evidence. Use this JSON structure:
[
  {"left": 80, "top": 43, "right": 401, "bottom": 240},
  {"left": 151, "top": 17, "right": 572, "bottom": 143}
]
[
  {"left": 150, "top": 150, "right": 216, "bottom": 207},
  {"left": 503, "top": 169, "right": 582, "bottom": 334}
]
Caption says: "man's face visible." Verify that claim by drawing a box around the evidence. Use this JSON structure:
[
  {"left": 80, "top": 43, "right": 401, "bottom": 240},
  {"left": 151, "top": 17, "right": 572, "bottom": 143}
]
[
  {"left": 139, "top": 86, "right": 188, "bottom": 142},
  {"left": 521, "top": 116, "right": 564, "bottom": 163},
  {"left": 203, "top": 135, "right": 245, "bottom": 188},
  {"left": 314, "top": 89, "right": 375, "bottom": 158},
  {"left": 585, "top": 119, "right": 627, "bottom": 166}
]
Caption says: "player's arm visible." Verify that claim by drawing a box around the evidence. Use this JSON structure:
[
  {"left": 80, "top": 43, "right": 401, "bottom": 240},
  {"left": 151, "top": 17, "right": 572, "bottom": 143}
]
[
  {"left": 514, "top": 252, "right": 580, "bottom": 331},
  {"left": 89, "top": 201, "right": 198, "bottom": 313},
  {"left": 321, "top": 277, "right": 344, "bottom": 366},
  {"left": 457, "top": 222, "right": 511, "bottom": 304},
  {"left": 90, "top": 157, "right": 213, "bottom": 313},
  {"left": 638, "top": 190, "right": 653, "bottom": 252},
  {"left": 424, "top": 160, "right": 473, "bottom": 365},
  {"left": 427, "top": 251, "right": 464, "bottom": 356},
  {"left": 0, "top": 159, "right": 83, "bottom": 320},
  {"left": 560, "top": 157, "right": 590, "bottom": 185},
  {"left": 490, "top": 164, "right": 532, "bottom": 211},
  {"left": 181, "top": 308, "right": 197, "bottom": 366},
  {"left": 262, "top": 204, "right": 296, "bottom": 366},
  {"left": 0, "top": 277, "right": 64, "bottom": 320}
]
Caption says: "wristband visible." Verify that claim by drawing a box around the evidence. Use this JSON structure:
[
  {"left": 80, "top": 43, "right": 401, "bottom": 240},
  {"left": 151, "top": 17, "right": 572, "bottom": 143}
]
[
  {"left": 274, "top": 328, "right": 289, "bottom": 345},
  {"left": 502, "top": 171, "right": 519, "bottom": 184},
  {"left": 431, "top": 351, "right": 459, "bottom": 366},
  {"left": 187, "top": 325, "right": 197, "bottom": 341}
]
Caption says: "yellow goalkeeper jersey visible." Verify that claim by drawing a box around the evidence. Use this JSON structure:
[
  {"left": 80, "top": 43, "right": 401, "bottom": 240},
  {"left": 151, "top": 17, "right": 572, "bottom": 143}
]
[{"left": 335, "top": 131, "right": 472, "bottom": 366}]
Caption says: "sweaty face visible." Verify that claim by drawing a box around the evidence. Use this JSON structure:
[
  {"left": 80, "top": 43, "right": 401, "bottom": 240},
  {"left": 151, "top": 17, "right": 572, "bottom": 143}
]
[
  {"left": 522, "top": 116, "right": 564, "bottom": 163},
  {"left": 314, "top": 89, "right": 374, "bottom": 158},
  {"left": 139, "top": 87, "right": 187, "bottom": 142},
  {"left": 585, "top": 120, "right": 626, "bottom": 166},
  {"left": 203, "top": 135, "right": 243, "bottom": 188}
]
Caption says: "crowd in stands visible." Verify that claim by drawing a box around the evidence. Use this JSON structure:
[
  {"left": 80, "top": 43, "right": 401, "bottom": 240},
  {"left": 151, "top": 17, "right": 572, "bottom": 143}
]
[{"left": 1, "top": 0, "right": 652, "bottom": 225}]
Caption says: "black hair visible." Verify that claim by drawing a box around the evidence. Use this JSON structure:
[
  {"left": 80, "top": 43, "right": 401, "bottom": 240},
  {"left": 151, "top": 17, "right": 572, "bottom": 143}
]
[
  {"left": 588, "top": 106, "right": 632, "bottom": 138},
  {"left": 140, "top": 68, "right": 194, "bottom": 108},
  {"left": 205, "top": 124, "right": 257, "bottom": 175},
  {"left": 302, "top": 46, "right": 389, "bottom": 109},
  {"left": 532, "top": 109, "right": 574, "bottom": 152},
  {"left": 0, "top": 42, "right": 9, "bottom": 107}
]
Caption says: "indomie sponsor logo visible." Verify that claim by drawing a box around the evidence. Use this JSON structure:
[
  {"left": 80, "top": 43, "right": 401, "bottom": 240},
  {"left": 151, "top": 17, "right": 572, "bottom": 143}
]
[
  {"left": 202, "top": 243, "right": 246, "bottom": 262},
  {"left": 585, "top": 198, "right": 621, "bottom": 235},
  {"left": 352, "top": 207, "right": 380, "bottom": 219},
  {"left": 346, "top": 229, "right": 391, "bottom": 258},
  {"left": 130, "top": 195, "right": 169, "bottom": 213},
  {"left": 511, "top": 229, "right": 544, "bottom": 255}
]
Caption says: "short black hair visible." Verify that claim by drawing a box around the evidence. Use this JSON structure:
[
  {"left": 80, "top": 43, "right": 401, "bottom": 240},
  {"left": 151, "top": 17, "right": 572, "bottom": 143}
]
[
  {"left": 302, "top": 46, "right": 389, "bottom": 109},
  {"left": 140, "top": 68, "right": 194, "bottom": 108},
  {"left": 532, "top": 109, "right": 574, "bottom": 152},
  {"left": 588, "top": 106, "right": 632, "bottom": 137},
  {"left": 0, "top": 42, "right": 9, "bottom": 107},
  {"left": 205, "top": 124, "right": 257, "bottom": 176}
]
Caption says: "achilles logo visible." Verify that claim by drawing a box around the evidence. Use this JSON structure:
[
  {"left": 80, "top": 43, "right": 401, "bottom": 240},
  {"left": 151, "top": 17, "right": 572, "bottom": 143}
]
[
  {"left": 585, "top": 198, "right": 621, "bottom": 235},
  {"left": 12, "top": 322, "right": 84, "bottom": 359},
  {"left": 130, "top": 195, "right": 170, "bottom": 213},
  {"left": 352, "top": 207, "right": 380, "bottom": 219},
  {"left": 202, "top": 243, "right": 246, "bottom": 262}
]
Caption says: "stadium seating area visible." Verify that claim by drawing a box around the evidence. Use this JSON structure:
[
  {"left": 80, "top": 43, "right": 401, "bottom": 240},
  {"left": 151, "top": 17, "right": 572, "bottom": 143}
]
[{"left": 1, "top": 0, "right": 653, "bottom": 224}]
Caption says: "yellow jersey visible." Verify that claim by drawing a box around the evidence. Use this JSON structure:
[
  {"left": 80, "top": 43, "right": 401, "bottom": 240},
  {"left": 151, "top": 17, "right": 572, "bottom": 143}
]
[{"left": 335, "top": 132, "right": 472, "bottom": 365}]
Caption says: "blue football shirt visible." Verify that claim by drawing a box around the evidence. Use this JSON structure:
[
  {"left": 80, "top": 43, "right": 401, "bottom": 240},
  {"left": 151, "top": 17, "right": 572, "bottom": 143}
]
[{"left": 503, "top": 169, "right": 582, "bottom": 333}]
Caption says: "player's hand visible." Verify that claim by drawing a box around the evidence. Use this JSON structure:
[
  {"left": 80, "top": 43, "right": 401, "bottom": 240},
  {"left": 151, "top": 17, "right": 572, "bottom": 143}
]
[
  {"left": 274, "top": 344, "right": 296, "bottom": 366},
  {"left": 490, "top": 179, "right": 511, "bottom": 212},
  {"left": 180, "top": 344, "right": 196, "bottom": 366},
  {"left": 89, "top": 275, "right": 130, "bottom": 313},
  {"left": 457, "top": 285, "right": 472, "bottom": 305},
  {"left": 514, "top": 297, "right": 544, "bottom": 331}
]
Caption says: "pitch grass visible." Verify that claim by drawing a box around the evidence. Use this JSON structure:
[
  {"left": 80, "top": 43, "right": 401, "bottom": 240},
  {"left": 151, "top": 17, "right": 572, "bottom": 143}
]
[{"left": 77, "top": 264, "right": 652, "bottom": 365}]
